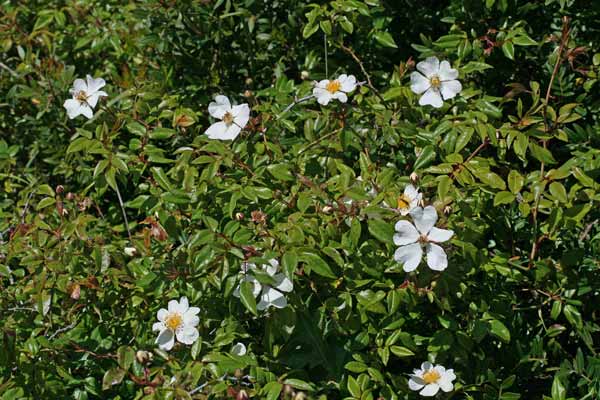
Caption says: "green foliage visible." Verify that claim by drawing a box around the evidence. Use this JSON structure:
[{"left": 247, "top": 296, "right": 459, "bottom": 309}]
[{"left": 1, "top": 0, "right": 600, "bottom": 399}]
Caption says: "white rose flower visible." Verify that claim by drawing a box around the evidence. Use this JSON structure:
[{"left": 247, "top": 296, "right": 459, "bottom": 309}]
[
  {"left": 233, "top": 259, "right": 293, "bottom": 310},
  {"left": 205, "top": 95, "right": 250, "bottom": 140},
  {"left": 410, "top": 57, "right": 462, "bottom": 108},
  {"left": 231, "top": 342, "right": 247, "bottom": 356},
  {"left": 63, "top": 75, "right": 108, "bottom": 119},
  {"left": 393, "top": 206, "right": 454, "bottom": 272},
  {"left": 313, "top": 74, "right": 357, "bottom": 105},
  {"left": 408, "top": 361, "right": 456, "bottom": 397},
  {"left": 152, "top": 296, "right": 200, "bottom": 351},
  {"left": 396, "top": 184, "right": 422, "bottom": 215}
]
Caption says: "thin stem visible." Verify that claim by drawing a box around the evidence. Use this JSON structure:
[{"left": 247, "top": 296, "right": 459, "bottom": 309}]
[
  {"left": 0, "top": 61, "right": 18, "bottom": 78},
  {"left": 114, "top": 182, "right": 132, "bottom": 241},
  {"left": 324, "top": 33, "right": 328, "bottom": 77},
  {"left": 278, "top": 94, "right": 315, "bottom": 117},
  {"left": 339, "top": 42, "right": 385, "bottom": 103}
]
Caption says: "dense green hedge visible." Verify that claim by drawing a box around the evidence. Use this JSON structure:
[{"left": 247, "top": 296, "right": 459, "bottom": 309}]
[{"left": 1, "top": 0, "right": 599, "bottom": 399}]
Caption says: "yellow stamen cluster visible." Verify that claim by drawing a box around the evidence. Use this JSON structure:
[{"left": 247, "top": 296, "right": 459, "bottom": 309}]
[
  {"left": 397, "top": 194, "right": 411, "bottom": 210},
  {"left": 326, "top": 80, "right": 341, "bottom": 94},
  {"left": 429, "top": 75, "right": 441, "bottom": 89},
  {"left": 75, "top": 90, "right": 89, "bottom": 103},
  {"left": 422, "top": 369, "right": 441, "bottom": 384},
  {"left": 223, "top": 112, "right": 234, "bottom": 125},
  {"left": 165, "top": 313, "right": 183, "bottom": 331}
]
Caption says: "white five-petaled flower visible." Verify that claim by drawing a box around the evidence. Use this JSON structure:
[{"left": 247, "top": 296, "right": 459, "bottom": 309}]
[
  {"left": 233, "top": 259, "right": 293, "bottom": 310},
  {"left": 409, "top": 362, "right": 456, "bottom": 397},
  {"left": 396, "top": 184, "right": 422, "bottom": 215},
  {"left": 63, "top": 75, "right": 108, "bottom": 119},
  {"left": 152, "top": 296, "right": 200, "bottom": 351},
  {"left": 205, "top": 95, "right": 250, "bottom": 140},
  {"left": 410, "top": 57, "right": 462, "bottom": 108},
  {"left": 313, "top": 74, "right": 357, "bottom": 105},
  {"left": 393, "top": 206, "right": 454, "bottom": 272}
]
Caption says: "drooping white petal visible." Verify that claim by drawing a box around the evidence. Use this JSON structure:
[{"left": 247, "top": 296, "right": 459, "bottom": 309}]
[
  {"left": 157, "top": 308, "right": 168, "bottom": 322},
  {"left": 416, "top": 57, "right": 440, "bottom": 79},
  {"left": 233, "top": 275, "right": 262, "bottom": 299},
  {"left": 167, "top": 299, "right": 179, "bottom": 313},
  {"left": 185, "top": 306, "right": 200, "bottom": 318},
  {"left": 427, "top": 227, "right": 454, "bottom": 243},
  {"left": 339, "top": 74, "right": 357, "bottom": 92},
  {"left": 421, "top": 361, "right": 433, "bottom": 371},
  {"left": 183, "top": 314, "right": 199, "bottom": 328},
  {"left": 257, "top": 287, "right": 287, "bottom": 310},
  {"left": 315, "top": 79, "right": 329, "bottom": 89},
  {"left": 411, "top": 206, "right": 438, "bottom": 235},
  {"left": 176, "top": 326, "right": 199, "bottom": 345},
  {"left": 394, "top": 243, "right": 423, "bottom": 272},
  {"left": 404, "top": 184, "right": 419, "bottom": 200},
  {"left": 438, "top": 376, "right": 454, "bottom": 392},
  {"left": 444, "top": 369, "right": 456, "bottom": 382},
  {"left": 419, "top": 383, "right": 440, "bottom": 397},
  {"left": 174, "top": 296, "right": 189, "bottom": 314},
  {"left": 70, "top": 79, "right": 87, "bottom": 95},
  {"left": 393, "top": 221, "right": 420, "bottom": 246},
  {"left": 79, "top": 104, "right": 94, "bottom": 119},
  {"left": 63, "top": 99, "right": 82, "bottom": 119},
  {"left": 426, "top": 243, "right": 448, "bottom": 271},
  {"left": 265, "top": 259, "right": 279, "bottom": 276},
  {"left": 156, "top": 328, "right": 175, "bottom": 351},
  {"left": 205, "top": 121, "right": 230, "bottom": 140},
  {"left": 410, "top": 72, "right": 431, "bottom": 94},
  {"left": 440, "top": 80, "right": 462, "bottom": 100},
  {"left": 313, "top": 87, "right": 333, "bottom": 105},
  {"left": 438, "top": 61, "right": 459, "bottom": 81},
  {"left": 223, "top": 124, "right": 242, "bottom": 140},
  {"left": 86, "top": 75, "right": 106, "bottom": 94},
  {"left": 418, "top": 87, "right": 444, "bottom": 108},
  {"left": 232, "top": 104, "right": 250, "bottom": 129},
  {"left": 231, "top": 342, "right": 247, "bottom": 356},
  {"left": 332, "top": 91, "right": 348, "bottom": 103},
  {"left": 152, "top": 322, "right": 165, "bottom": 332},
  {"left": 273, "top": 273, "right": 293, "bottom": 293},
  {"left": 408, "top": 376, "right": 425, "bottom": 391},
  {"left": 208, "top": 95, "right": 231, "bottom": 119},
  {"left": 86, "top": 93, "right": 101, "bottom": 108}
]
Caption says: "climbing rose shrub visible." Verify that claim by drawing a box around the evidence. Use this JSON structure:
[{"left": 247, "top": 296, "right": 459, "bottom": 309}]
[{"left": 1, "top": 1, "right": 599, "bottom": 399}]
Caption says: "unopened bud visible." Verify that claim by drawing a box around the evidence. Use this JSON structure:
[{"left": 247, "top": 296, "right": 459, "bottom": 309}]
[
  {"left": 293, "top": 392, "right": 307, "bottom": 400},
  {"left": 443, "top": 205, "right": 452, "bottom": 215},
  {"left": 322, "top": 205, "right": 334, "bottom": 214},
  {"left": 235, "top": 212, "right": 245, "bottom": 221},
  {"left": 124, "top": 247, "right": 137, "bottom": 257},
  {"left": 236, "top": 390, "right": 249, "bottom": 400},
  {"left": 66, "top": 192, "right": 75, "bottom": 201},
  {"left": 300, "top": 70, "right": 309, "bottom": 80},
  {"left": 409, "top": 172, "right": 418, "bottom": 183},
  {"left": 136, "top": 350, "right": 152, "bottom": 364},
  {"left": 56, "top": 185, "right": 64, "bottom": 194},
  {"left": 245, "top": 77, "right": 253, "bottom": 86},
  {"left": 244, "top": 89, "right": 253, "bottom": 98}
]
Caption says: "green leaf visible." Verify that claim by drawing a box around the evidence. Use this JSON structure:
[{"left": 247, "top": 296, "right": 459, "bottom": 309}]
[
  {"left": 283, "top": 379, "right": 315, "bottom": 391},
  {"left": 373, "top": 31, "right": 397, "bottom": 48},
  {"left": 150, "top": 127, "right": 176, "bottom": 140},
  {"left": 502, "top": 41, "right": 515, "bottom": 60},
  {"left": 494, "top": 191, "right": 515, "bottom": 206},
  {"left": 551, "top": 375, "right": 566, "bottom": 400},
  {"left": 300, "top": 252, "right": 336, "bottom": 279},
  {"left": 117, "top": 346, "right": 134, "bottom": 371},
  {"left": 102, "top": 368, "right": 125, "bottom": 390},
  {"left": 368, "top": 219, "right": 394, "bottom": 243},
  {"left": 489, "top": 320, "right": 511, "bottom": 343},
  {"left": 461, "top": 61, "right": 493, "bottom": 74},
  {"left": 414, "top": 145, "right": 436, "bottom": 170},
  {"left": 239, "top": 281, "right": 258, "bottom": 316},
  {"left": 549, "top": 182, "right": 568, "bottom": 203},
  {"left": 563, "top": 305, "right": 582, "bottom": 329},
  {"left": 508, "top": 170, "right": 524, "bottom": 193},
  {"left": 390, "top": 345, "right": 415, "bottom": 357}
]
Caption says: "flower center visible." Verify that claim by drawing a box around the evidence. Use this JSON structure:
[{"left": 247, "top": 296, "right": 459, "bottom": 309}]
[
  {"left": 397, "top": 194, "right": 411, "bottom": 210},
  {"left": 223, "top": 111, "right": 234, "bottom": 125},
  {"left": 326, "top": 80, "right": 341, "bottom": 94},
  {"left": 165, "top": 313, "right": 183, "bottom": 331},
  {"left": 422, "top": 369, "right": 441, "bottom": 384},
  {"left": 75, "top": 90, "right": 89, "bottom": 103},
  {"left": 429, "top": 75, "right": 441, "bottom": 89}
]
